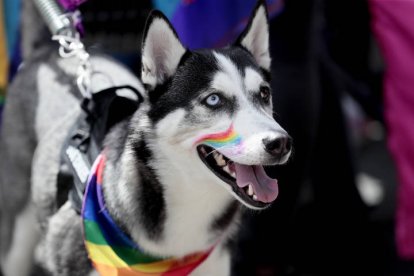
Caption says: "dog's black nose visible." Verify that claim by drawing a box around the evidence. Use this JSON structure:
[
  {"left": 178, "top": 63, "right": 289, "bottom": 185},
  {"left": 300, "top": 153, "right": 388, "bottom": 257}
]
[{"left": 263, "top": 136, "right": 292, "bottom": 158}]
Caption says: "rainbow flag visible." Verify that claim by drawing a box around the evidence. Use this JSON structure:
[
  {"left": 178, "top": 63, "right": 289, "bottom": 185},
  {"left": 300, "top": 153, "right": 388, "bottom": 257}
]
[{"left": 82, "top": 154, "right": 212, "bottom": 276}]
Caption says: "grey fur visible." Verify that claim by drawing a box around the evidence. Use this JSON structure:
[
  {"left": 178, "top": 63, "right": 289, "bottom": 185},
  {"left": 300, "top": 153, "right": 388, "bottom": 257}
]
[{"left": 0, "top": 46, "right": 145, "bottom": 275}]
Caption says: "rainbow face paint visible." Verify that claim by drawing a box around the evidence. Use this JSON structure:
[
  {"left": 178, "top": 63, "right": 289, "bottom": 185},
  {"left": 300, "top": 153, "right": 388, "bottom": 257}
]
[{"left": 194, "top": 124, "right": 243, "bottom": 154}]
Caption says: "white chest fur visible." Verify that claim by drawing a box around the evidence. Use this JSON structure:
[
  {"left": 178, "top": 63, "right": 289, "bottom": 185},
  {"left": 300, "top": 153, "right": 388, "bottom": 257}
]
[{"left": 136, "top": 143, "right": 237, "bottom": 257}]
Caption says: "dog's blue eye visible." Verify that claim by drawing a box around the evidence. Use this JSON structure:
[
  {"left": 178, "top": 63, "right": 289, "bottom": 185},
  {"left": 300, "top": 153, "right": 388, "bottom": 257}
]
[{"left": 205, "top": 94, "right": 221, "bottom": 107}]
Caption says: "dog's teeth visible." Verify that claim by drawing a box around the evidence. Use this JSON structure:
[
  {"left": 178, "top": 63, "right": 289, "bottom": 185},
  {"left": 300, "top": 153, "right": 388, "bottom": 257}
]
[
  {"left": 230, "top": 171, "right": 236, "bottom": 178},
  {"left": 253, "top": 195, "right": 258, "bottom": 201},
  {"left": 247, "top": 185, "right": 254, "bottom": 196},
  {"left": 214, "top": 153, "right": 226, "bottom": 167},
  {"left": 223, "top": 165, "right": 231, "bottom": 175}
]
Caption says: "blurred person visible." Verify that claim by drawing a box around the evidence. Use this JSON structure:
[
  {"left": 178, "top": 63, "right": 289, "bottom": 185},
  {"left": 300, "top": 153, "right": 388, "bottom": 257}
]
[
  {"left": 234, "top": 0, "right": 377, "bottom": 274},
  {"left": 369, "top": 0, "right": 414, "bottom": 262}
]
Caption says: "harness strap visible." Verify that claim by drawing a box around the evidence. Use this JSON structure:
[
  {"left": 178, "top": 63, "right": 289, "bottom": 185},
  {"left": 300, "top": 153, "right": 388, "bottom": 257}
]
[{"left": 58, "top": 85, "right": 143, "bottom": 213}]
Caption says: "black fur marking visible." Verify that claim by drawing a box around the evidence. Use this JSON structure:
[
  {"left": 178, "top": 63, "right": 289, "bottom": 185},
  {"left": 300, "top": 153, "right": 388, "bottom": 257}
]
[
  {"left": 177, "top": 49, "right": 193, "bottom": 68},
  {"left": 226, "top": 95, "right": 238, "bottom": 116},
  {"left": 148, "top": 48, "right": 269, "bottom": 124},
  {"left": 213, "top": 48, "right": 271, "bottom": 113},
  {"left": 131, "top": 137, "right": 166, "bottom": 240},
  {"left": 148, "top": 51, "right": 220, "bottom": 123},
  {"left": 217, "top": 47, "right": 260, "bottom": 75},
  {"left": 212, "top": 200, "right": 239, "bottom": 232},
  {"left": 214, "top": 48, "right": 272, "bottom": 110},
  {"left": 131, "top": 133, "right": 152, "bottom": 165},
  {"left": 148, "top": 78, "right": 172, "bottom": 106},
  {"left": 260, "top": 67, "right": 272, "bottom": 82},
  {"left": 31, "top": 263, "right": 53, "bottom": 276},
  {"left": 104, "top": 118, "right": 132, "bottom": 163},
  {"left": 224, "top": 234, "right": 238, "bottom": 258},
  {"left": 146, "top": 51, "right": 192, "bottom": 104}
]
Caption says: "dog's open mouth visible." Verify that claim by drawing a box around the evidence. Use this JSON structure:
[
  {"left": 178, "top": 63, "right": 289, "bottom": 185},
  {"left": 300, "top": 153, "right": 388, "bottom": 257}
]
[{"left": 197, "top": 145, "right": 278, "bottom": 209}]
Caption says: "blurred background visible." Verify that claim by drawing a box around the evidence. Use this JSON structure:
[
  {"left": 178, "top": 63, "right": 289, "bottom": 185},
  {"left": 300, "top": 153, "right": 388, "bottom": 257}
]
[{"left": 1, "top": 0, "right": 414, "bottom": 275}]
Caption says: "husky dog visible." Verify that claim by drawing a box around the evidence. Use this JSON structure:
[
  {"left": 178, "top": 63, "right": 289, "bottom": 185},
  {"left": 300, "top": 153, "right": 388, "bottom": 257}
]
[{"left": 0, "top": 1, "right": 291, "bottom": 275}]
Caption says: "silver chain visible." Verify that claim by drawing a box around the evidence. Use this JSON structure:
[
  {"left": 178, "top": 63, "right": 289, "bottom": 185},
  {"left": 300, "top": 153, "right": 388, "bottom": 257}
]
[{"left": 52, "top": 12, "right": 92, "bottom": 99}]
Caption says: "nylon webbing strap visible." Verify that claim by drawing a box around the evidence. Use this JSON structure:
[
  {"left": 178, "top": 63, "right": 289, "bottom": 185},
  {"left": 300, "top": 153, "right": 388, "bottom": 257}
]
[{"left": 58, "top": 85, "right": 144, "bottom": 213}]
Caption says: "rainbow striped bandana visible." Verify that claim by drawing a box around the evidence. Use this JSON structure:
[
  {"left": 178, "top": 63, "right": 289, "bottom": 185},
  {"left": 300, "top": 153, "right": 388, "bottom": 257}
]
[{"left": 82, "top": 154, "right": 212, "bottom": 275}]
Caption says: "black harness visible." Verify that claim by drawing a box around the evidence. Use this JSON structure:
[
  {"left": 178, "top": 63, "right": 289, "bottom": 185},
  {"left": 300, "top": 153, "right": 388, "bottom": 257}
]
[{"left": 57, "top": 85, "right": 143, "bottom": 213}]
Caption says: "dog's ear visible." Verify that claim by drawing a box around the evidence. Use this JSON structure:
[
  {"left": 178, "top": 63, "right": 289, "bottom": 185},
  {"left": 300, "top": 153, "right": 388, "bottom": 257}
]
[
  {"left": 141, "top": 11, "right": 186, "bottom": 89},
  {"left": 236, "top": 0, "right": 271, "bottom": 72}
]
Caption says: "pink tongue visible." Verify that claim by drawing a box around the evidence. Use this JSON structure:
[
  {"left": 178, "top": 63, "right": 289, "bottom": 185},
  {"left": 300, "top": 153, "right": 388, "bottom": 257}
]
[{"left": 234, "top": 164, "right": 279, "bottom": 203}]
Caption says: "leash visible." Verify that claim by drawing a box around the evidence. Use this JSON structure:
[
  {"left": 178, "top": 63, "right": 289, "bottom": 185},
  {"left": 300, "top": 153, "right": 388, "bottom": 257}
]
[
  {"left": 34, "top": 0, "right": 92, "bottom": 98},
  {"left": 32, "top": 0, "right": 144, "bottom": 212},
  {"left": 61, "top": 85, "right": 143, "bottom": 213},
  {"left": 33, "top": 3, "right": 216, "bottom": 274}
]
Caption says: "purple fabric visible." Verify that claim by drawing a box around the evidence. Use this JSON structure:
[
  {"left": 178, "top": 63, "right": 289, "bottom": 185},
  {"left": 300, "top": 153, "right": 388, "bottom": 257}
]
[
  {"left": 167, "top": 0, "right": 284, "bottom": 49},
  {"left": 58, "top": 0, "right": 88, "bottom": 11},
  {"left": 369, "top": 0, "right": 414, "bottom": 260}
]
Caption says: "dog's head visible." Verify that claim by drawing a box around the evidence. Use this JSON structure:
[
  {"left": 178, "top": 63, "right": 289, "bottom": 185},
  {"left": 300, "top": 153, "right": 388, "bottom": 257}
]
[{"left": 140, "top": 0, "right": 292, "bottom": 210}]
